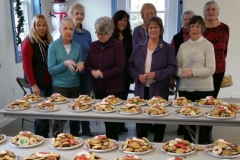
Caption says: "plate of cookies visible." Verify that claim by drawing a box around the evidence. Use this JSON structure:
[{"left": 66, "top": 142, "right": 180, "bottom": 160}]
[
  {"left": 20, "top": 94, "right": 42, "bottom": 104},
  {"left": 125, "top": 96, "right": 146, "bottom": 106},
  {"left": 143, "top": 104, "right": 169, "bottom": 117},
  {"left": 49, "top": 133, "right": 83, "bottom": 150},
  {"left": 114, "top": 154, "right": 143, "bottom": 160},
  {"left": 74, "top": 95, "right": 95, "bottom": 104},
  {"left": 195, "top": 96, "right": 222, "bottom": 107},
  {"left": 221, "top": 102, "right": 240, "bottom": 113},
  {"left": 10, "top": 131, "right": 44, "bottom": 148},
  {"left": 24, "top": 152, "right": 62, "bottom": 160},
  {"left": 161, "top": 138, "right": 196, "bottom": 156},
  {"left": 119, "top": 137, "right": 154, "bottom": 155},
  {"left": 0, "top": 150, "right": 19, "bottom": 160},
  {"left": 175, "top": 106, "right": 202, "bottom": 118},
  {"left": 0, "top": 134, "right": 7, "bottom": 144},
  {"left": 68, "top": 100, "right": 92, "bottom": 112},
  {"left": 101, "top": 95, "right": 122, "bottom": 106},
  {"left": 46, "top": 93, "right": 68, "bottom": 104},
  {"left": 34, "top": 101, "right": 59, "bottom": 112},
  {"left": 205, "top": 106, "right": 238, "bottom": 119},
  {"left": 171, "top": 97, "right": 192, "bottom": 108},
  {"left": 147, "top": 96, "right": 170, "bottom": 107},
  {"left": 5, "top": 100, "right": 30, "bottom": 111},
  {"left": 73, "top": 151, "right": 105, "bottom": 160},
  {"left": 84, "top": 135, "right": 118, "bottom": 152},
  {"left": 205, "top": 139, "right": 240, "bottom": 159},
  {"left": 117, "top": 104, "right": 142, "bottom": 115},
  {"left": 92, "top": 102, "right": 116, "bottom": 113}
]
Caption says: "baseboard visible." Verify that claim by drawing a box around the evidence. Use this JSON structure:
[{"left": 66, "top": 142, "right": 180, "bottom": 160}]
[{"left": 0, "top": 117, "right": 16, "bottom": 128}]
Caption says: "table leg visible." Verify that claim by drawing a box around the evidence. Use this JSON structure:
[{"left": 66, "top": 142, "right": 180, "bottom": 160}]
[
  {"left": 49, "top": 120, "right": 53, "bottom": 137},
  {"left": 195, "top": 125, "right": 199, "bottom": 144}
]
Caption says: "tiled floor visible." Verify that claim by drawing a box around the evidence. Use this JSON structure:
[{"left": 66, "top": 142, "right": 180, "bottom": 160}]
[{"left": 1, "top": 97, "right": 240, "bottom": 144}]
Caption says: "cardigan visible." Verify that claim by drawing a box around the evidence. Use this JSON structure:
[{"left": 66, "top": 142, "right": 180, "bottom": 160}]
[
  {"left": 47, "top": 38, "right": 82, "bottom": 88},
  {"left": 85, "top": 37, "right": 126, "bottom": 93},
  {"left": 128, "top": 39, "right": 177, "bottom": 98}
]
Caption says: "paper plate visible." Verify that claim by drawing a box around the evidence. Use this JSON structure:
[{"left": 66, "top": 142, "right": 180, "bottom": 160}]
[
  {"left": 161, "top": 143, "right": 196, "bottom": 156},
  {"left": 205, "top": 144, "right": 240, "bottom": 159},
  {"left": 10, "top": 136, "right": 44, "bottom": 148},
  {"left": 204, "top": 112, "right": 237, "bottom": 119},
  {"left": 84, "top": 139, "right": 118, "bottom": 152},
  {"left": 119, "top": 143, "right": 155, "bottom": 155},
  {"left": 49, "top": 137, "right": 83, "bottom": 150},
  {"left": 143, "top": 110, "right": 169, "bottom": 117}
]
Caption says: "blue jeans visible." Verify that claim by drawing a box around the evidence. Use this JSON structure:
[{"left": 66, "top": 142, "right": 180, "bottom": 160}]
[
  {"left": 79, "top": 73, "right": 92, "bottom": 133},
  {"left": 31, "top": 85, "right": 53, "bottom": 138}
]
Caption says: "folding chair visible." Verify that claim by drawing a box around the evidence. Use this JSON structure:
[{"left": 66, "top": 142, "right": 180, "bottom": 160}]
[{"left": 16, "top": 77, "right": 34, "bottom": 130}]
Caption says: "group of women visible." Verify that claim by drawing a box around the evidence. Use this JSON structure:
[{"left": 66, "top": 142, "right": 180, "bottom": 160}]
[{"left": 21, "top": 1, "right": 229, "bottom": 144}]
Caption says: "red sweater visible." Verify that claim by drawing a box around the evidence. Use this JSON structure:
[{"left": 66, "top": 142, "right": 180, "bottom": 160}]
[
  {"left": 21, "top": 38, "right": 51, "bottom": 86},
  {"left": 203, "top": 22, "right": 229, "bottom": 73}
]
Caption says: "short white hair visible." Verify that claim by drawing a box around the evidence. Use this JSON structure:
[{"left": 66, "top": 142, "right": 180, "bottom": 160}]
[
  {"left": 181, "top": 10, "right": 194, "bottom": 21},
  {"left": 203, "top": 0, "right": 220, "bottom": 15},
  {"left": 95, "top": 16, "right": 114, "bottom": 34},
  {"left": 59, "top": 17, "right": 74, "bottom": 29}
]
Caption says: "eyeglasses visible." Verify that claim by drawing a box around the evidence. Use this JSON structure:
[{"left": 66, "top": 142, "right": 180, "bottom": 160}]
[
  {"left": 148, "top": 26, "right": 159, "bottom": 30},
  {"left": 95, "top": 32, "right": 108, "bottom": 36},
  {"left": 189, "top": 24, "right": 201, "bottom": 29}
]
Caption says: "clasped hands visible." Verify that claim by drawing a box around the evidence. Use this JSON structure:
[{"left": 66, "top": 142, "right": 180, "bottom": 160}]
[
  {"left": 181, "top": 69, "right": 193, "bottom": 78},
  {"left": 139, "top": 72, "right": 155, "bottom": 84},
  {"left": 64, "top": 60, "right": 84, "bottom": 72},
  {"left": 91, "top": 70, "right": 103, "bottom": 79}
]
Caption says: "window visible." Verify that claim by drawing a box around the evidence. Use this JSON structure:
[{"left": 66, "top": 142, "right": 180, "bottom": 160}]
[
  {"left": 117, "top": 0, "right": 179, "bottom": 43},
  {"left": 10, "top": 0, "right": 33, "bottom": 63}
]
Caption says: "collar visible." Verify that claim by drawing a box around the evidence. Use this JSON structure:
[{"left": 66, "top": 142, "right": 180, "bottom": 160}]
[
  {"left": 140, "top": 38, "right": 165, "bottom": 53},
  {"left": 190, "top": 36, "right": 204, "bottom": 44},
  {"left": 97, "top": 36, "right": 114, "bottom": 49}
]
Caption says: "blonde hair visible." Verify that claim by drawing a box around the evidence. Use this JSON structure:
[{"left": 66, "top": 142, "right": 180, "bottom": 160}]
[
  {"left": 68, "top": 3, "right": 85, "bottom": 19},
  {"left": 140, "top": 3, "right": 157, "bottom": 19},
  {"left": 28, "top": 14, "right": 52, "bottom": 44}
]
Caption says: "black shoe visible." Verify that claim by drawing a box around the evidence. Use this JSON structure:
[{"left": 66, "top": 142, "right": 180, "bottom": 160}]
[
  {"left": 206, "top": 134, "right": 214, "bottom": 144},
  {"left": 71, "top": 132, "right": 80, "bottom": 137},
  {"left": 83, "top": 132, "right": 93, "bottom": 137},
  {"left": 120, "top": 126, "right": 128, "bottom": 132}
]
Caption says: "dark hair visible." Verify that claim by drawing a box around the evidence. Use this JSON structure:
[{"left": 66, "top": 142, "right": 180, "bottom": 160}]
[
  {"left": 112, "top": 10, "right": 132, "bottom": 39},
  {"left": 146, "top": 16, "right": 164, "bottom": 39},
  {"left": 188, "top": 15, "right": 206, "bottom": 33}
]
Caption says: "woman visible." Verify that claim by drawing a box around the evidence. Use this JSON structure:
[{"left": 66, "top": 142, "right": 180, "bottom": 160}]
[
  {"left": 128, "top": 16, "right": 177, "bottom": 142},
  {"left": 112, "top": 10, "right": 133, "bottom": 133},
  {"left": 85, "top": 16, "right": 126, "bottom": 140},
  {"left": 170, "top": 10, "right": 194, "bottom": 135},
  {"left": 48, "top": 17, "right": 84, "bottom": 137},
  {"left": 203, "top": 0, "right": 229, "bottom": 144},
  {"left": 68, "top": 3, "right": 92, "bottom": 137},
  {"left": 176, "top": 15, "right": 215, "bottom": 144},
  {"left": 132, "top": 3, "right": 156, "bottom": 48},
  {"left": 22, "top": 14, "right": 52, "bottom": 138}
]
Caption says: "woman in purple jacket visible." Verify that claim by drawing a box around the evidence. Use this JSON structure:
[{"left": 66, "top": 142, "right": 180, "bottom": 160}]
[
  {"left": 128, "top": 16, "right": 177, "bottom": 142},
  {"left": 85, "top": 16, "right": 126, "bottom": 140}
]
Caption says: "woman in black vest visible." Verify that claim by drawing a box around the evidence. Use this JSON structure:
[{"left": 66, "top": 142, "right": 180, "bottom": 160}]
[{"left": 21, "top": 14, "right": 53, "bottom": 138}]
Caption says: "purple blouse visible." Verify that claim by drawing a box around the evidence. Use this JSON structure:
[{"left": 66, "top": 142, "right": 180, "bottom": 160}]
[{"left": 132, "top": 25, "right": 147, "bottom": 48}]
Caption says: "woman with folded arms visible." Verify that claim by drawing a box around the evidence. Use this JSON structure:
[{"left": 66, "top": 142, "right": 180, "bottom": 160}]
[
  {"left": 128, "top": 16, "right": 177, "bottom": 142},
  {"left": 176, "top": 15, "right": 215, "bottom": 144},
  {"left": 48, "top": 17, "right": 84, "bottom": 137},
  {"left": 21, "top": 14, "right": 52, "bottom": 138},
  {"left": 85, "top": 16, "right": 126, "bottom": 140}
]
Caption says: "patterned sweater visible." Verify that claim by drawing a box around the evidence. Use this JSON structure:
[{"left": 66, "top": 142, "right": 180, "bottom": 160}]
[{"left": 176, "top": 37, "right": 215, "bottom": 92}]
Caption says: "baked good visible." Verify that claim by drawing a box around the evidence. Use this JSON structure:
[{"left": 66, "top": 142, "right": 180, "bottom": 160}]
[
  {"left": 0, "top": 150, "right": 15, "bottom": 160},
  {"left": 162, "top": 138, "right": 194, "bottom": 154},
  {"left": 11, "top": 131, "right": 43, "bottom": 147},
  {"left": 101, "top": 95, "right": 121, "bottom": 105},
  {"left": 73, "top": 151, "right": 104, "bottom": 160},
  {"left": 21, "top": 94, "right": 41, "bottom": 102},
  {"left": 85, "top": 135, "right": 115, "bottom": 150},
  {"left": 118, "top": 104, "right": 141, "bottom": 114},
  {"left": 51, "top": 133, "right": 81, "bottom": 148},
  {"left": 34, "top": 101, "right": 58, "bottom": 111},
  {"left": 147, "top": 96, "right": 169, "bottom": 106},
  {"left": 115, "top": 155, "right": 142, "bottom": 160},
  {"left": 69, "top": 100, "right": 91, "bottom": 111},
  {"left": 125, "top": 96, "right": 146, "bottom": 105},
  {"left": 176, "top": 106, "right": 201, "bottom": 116},
  {"left": 144, "top": 104, "right": 168, "bottom": 115},
  {"left": 47, "top": 93, "right": 67, "bottom": 102},
  {"left": 121, "top": 137, "right": 153, "bottom": 152},
  {"left": 206, "top": 106, "right": 237, "bottom": 117},
  {"left": 172, "top": 97, "right": 192, "bottom": 106},
  {"left": 25, "top": 152, "right": 60, "bottom": 160},
  {"left": 6, "top": 100, "right": 29, "bottom": 109},
  {"left": 196, "top": 96, "right": 222, "bottom": 106},
  {"left": 93, "top": 102, "right": 115, "bottom": 112},
  {"left": 75, "top": 95, "right": 94, "bottom": 104}
]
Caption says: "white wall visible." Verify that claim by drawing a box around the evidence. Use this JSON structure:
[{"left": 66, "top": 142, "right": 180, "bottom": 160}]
[
  {"left": 183, "top": 0, "right": 240, "bottom": 98},
  {"left": 40, "top": 0, "right": 112, "bottom": 41},
  {"left": 0, "top": 0, "right": 25, "bottom": 126}
]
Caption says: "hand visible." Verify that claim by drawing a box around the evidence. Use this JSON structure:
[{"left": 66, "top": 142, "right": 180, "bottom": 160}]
[
  {"left": 76, "top": 62, "right": 84, "bottom": 71},
  {"left": 145, "top": 72, "right": 156, "bottom": 80},
  {"left": 181, "top": 69, "right": 193, "bottom": 78},
  {"left": 64, "top": 60, "right": 76, "bottom": 72},
  {"left": 96, "top": 70, "right": 103, "bottom": 78},
  {"left": 169, "top": 78, "right": 175, "bottom": 90},
  {"left": 91, "top": 70, "right": 99, "bottom": 79},
  {"left": 32, "top": 85, "right": 40, "bottom": 95},
  {"left": 139, "top": 74, "right": 147, "bottom": 84}
]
